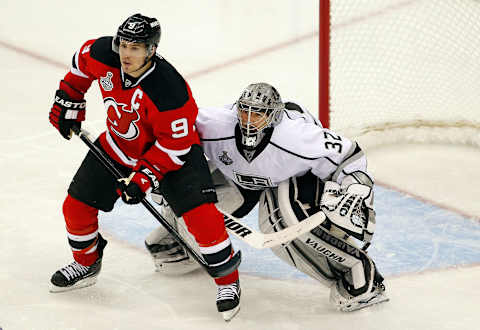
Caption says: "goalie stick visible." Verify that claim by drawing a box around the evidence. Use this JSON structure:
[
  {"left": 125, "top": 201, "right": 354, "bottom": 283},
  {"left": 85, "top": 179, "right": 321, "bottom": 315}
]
[
  {"left": 218, "top": 207, "right": 326, "bottom": 249},
  {"left": 71, "top": 127, "right": 241, "bottom": 278}
]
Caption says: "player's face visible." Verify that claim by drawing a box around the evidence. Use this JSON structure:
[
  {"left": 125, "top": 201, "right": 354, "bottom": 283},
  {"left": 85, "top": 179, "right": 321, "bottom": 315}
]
[
  {"left": 238, "top": 109, "right": 269, "bottom": 131},
  {"left": 119, "top": 40, "right": 149, "bottom": 76}
]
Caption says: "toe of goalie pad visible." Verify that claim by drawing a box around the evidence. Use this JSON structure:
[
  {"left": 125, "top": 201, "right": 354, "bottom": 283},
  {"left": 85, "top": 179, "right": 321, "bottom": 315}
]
[
  {"left": 329, "top": 279, "right": 389, "bottom": 312},
  {"left": 145, "top": 238, "right": 201, "bottom": 275},
  {"left": 153, "top": 255, "right": 201, "bottom": 275}
]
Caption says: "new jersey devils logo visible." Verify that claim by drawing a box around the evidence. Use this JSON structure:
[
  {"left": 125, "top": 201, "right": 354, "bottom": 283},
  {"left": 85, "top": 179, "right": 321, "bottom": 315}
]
[{"left": 105, "top": 90, "right": 142, "bottom": 140}]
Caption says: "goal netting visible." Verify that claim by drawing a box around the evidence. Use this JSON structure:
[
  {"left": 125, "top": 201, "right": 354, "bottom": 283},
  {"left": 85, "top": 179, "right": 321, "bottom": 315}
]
[{"left": 319, "top": 0, "right": 480, "bottom": 148}]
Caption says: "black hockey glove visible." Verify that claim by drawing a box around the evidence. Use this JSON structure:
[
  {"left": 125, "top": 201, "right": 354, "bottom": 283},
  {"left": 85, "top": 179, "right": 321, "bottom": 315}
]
[
  {"left": 49, "top": 89, "right": 86, "bottom": 140},
  {"left": 117, "top": 167, "right": 160, "bottom": 205}
]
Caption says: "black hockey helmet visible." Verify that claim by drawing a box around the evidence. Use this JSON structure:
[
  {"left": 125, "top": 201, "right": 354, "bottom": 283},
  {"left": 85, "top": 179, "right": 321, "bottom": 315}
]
[{"left": 112, "top": 13, "right": 161, "bottom": 56}]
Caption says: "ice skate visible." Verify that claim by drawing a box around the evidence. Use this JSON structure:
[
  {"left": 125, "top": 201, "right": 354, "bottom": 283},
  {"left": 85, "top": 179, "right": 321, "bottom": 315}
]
[
  {"left": 216, "top": 280, "right": 241, "bottom": 321},
  {"left": 50, "top": 235, "right": 107, "bottom": 293},
  {"left": 330, "top": 279, "right": 389, "bottom": 312}
]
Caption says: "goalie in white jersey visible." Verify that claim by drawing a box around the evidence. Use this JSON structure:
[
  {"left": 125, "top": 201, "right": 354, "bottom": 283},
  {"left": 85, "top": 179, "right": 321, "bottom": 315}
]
[{"left": 146, "top": 82, "right": 389, "bottom": 313}]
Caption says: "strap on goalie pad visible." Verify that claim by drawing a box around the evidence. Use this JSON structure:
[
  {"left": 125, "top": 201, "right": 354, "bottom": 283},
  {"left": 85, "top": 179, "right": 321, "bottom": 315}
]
[{"left": 320, "top": 181, "right": 375, "bottom": 243}]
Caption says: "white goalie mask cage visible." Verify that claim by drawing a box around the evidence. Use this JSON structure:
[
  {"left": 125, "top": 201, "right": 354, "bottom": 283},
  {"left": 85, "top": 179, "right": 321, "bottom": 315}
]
[{"left": 236, "top": 82, "right": 284, "bottom": 149}]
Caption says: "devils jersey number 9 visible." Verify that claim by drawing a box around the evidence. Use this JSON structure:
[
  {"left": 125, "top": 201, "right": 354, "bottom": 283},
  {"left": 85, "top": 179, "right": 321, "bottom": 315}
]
[{"left": 171, "top": 118, "right": 188, "bottom": 138}]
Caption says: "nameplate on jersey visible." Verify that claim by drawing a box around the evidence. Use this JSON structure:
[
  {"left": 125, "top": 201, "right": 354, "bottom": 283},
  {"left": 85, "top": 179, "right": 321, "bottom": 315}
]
[{"left": 234, "top": 172, "right": 272, "bottom": 189}]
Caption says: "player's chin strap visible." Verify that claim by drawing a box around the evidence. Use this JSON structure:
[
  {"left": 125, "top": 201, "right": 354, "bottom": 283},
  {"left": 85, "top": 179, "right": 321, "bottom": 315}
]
[{"left": 71, "top": 126, "right": 241, "bottom": 278}]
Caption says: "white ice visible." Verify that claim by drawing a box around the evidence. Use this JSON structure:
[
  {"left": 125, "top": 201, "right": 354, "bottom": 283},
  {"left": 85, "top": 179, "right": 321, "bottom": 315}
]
[{"left": 1, "top": 1, "right": 479, "bottom": 329}]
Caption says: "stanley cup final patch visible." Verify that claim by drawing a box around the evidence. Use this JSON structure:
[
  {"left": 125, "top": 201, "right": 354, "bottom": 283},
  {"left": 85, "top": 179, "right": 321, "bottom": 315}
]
[
  {"left": 219, "top": 151, "right": 233, "bottom": 165},
  {"left": 100, "top": 72, "right": 114, "bottom": 91}
]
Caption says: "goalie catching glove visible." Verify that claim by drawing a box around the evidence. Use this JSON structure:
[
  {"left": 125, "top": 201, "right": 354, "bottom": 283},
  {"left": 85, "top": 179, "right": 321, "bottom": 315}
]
[
  {"left": 320, "top": 176, "right": 375, "bottom": 243},
  {"left": 49, "top": 80, "right": 86, "bottom": 140},
  {"left": 117, "top": 165, "right": 161, "bottom": 204}
]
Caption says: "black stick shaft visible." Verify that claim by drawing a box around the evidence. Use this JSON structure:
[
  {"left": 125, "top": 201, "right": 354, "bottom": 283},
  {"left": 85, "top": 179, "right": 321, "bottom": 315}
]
[{"left": 72, "top": 127, "right": 240, "bottom": 277}]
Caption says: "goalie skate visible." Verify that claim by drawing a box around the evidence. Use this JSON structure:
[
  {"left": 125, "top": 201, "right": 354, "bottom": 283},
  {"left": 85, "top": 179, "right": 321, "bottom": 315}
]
[
  {"left": 50, "top": 234, "right": 107, "bottom": 293},
  {"left": 145, "top": 233, "right": 200, "bottom": 275},
  {"left": 216, "top": 280, "right": 241, "bottom": 321},
  {"left": 330, "top": 279, "right": 389, "bottom": 312}
]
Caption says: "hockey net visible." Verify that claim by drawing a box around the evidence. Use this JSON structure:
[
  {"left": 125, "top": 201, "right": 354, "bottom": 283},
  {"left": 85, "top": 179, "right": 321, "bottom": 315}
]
[{"left": 319, "top": 0, "right": 480, "bottom": 149}]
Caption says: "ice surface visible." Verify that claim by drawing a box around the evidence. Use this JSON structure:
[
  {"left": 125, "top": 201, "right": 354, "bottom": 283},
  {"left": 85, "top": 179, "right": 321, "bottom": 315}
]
[{"left": 1, "top": 1, "right": 479, "bottom": 329}]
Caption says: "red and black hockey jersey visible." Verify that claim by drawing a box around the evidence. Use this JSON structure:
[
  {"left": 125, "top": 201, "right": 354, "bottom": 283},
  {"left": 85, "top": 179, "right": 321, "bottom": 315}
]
[{"left": 59, "top": 36, "right": 200, "bottom": 178}]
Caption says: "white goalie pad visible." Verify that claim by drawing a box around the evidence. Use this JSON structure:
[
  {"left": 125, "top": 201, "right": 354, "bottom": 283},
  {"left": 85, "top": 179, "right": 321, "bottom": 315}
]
[
  {"left": 259, "top": 176, "right": 377, "bottom": 292},
  {"left": 145, "top": 226, "right": 200, "bottom": 275},
  {"left": 147, "top": 195, "right": 201, "bottom": 275},
  {"left": 147, "top": 165, "right": 246, "bottom": 274},
  {"left": 257, "top": 186, "right": 337, "bottom": 287}
]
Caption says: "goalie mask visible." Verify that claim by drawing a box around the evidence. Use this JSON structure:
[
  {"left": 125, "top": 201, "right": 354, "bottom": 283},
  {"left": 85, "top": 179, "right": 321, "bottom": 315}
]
[
  {"left": 236, "top": 83, "right": 284, "bottom": 150},
  {"left": 112, "top": 13, "right": 161, "bottom": 58}
]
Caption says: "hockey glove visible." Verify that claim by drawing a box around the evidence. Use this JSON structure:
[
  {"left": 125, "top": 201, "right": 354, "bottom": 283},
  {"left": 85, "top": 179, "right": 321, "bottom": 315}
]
[
  {"left": 117, "top": 166, "right": 160, "bottom": 205},
  {"left": 49, "top": 89, "right": 86, "bottom": 140},
  {"left": 320, "top": 181, "right": 375, "bottom": 243}
]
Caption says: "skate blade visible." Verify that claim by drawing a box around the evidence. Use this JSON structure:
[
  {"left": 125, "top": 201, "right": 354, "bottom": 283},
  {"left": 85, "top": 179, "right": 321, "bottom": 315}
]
[
  {"left": 341, "top": 294, "right": 389, "bottom": 312},
  {"left": 49, "top": 276, "right": 98, "bottom": 293},
  {"left": 222, "top": 305, "right": 240, "bottom": 322}
]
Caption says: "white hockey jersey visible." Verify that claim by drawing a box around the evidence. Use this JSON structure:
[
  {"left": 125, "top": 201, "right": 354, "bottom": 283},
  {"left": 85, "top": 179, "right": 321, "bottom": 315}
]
[{"left": 196, "top": 103, "right": 370, "bottom": 190}]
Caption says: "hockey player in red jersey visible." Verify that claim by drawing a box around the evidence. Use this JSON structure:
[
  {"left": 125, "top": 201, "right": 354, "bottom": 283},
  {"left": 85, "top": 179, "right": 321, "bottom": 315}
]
[{"left": 48, "top": 13, "right": 240, "bottom": 320}]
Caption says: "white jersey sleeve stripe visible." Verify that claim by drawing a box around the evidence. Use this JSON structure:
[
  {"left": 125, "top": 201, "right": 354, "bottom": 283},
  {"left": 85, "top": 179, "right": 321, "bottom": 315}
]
[
  {"left": 70, "top": 50, "right": 89, "bottom": 79},
  {"left": 154, "top": 141, "right": 191, "bottom": 166}
]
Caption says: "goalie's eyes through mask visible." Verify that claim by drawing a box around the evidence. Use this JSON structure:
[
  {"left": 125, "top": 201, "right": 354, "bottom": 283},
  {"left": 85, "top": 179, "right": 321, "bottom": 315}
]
[
  {"left": 237, "top": 103, "right": 264, "bottom": 112},
  {"left": 237, "top": 105, "right": 271, "bottom": 133}
]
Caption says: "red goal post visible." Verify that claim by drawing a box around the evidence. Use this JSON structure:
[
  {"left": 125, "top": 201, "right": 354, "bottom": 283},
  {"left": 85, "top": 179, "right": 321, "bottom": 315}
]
[{"left": 319, "top": 0, "right": 480, "bottom": 147}]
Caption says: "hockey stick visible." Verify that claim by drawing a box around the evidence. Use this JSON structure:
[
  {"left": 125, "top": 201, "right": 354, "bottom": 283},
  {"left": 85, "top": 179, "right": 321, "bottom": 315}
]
[
  {"left": 218, "top": 208, "right": 326, "bottom": 249},
  {"left": 148, "top": 193, "right": 326, "bottom": 250},
  {"left": 71, "top": 127, "right": 241, "bottom": 278}
]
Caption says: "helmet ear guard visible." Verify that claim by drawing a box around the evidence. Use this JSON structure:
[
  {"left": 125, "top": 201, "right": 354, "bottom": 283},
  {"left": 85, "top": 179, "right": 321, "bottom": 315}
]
[{"left": 112, "top": 13, "right": 161, "bottom": 56}]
